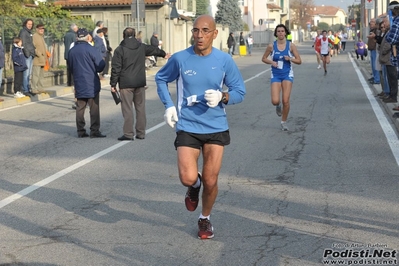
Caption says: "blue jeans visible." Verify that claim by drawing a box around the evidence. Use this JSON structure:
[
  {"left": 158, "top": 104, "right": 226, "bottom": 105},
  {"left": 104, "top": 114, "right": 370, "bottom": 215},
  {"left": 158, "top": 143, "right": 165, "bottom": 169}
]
[
  {"left": 248, "top": 44, "right": 253, "bottom": 55},
  {"left": 382, "top": 65, "right": 390, "bottom": 95},
  {"left": 370, "top": 50, "right": 380, "bottom": 83},
  {"left": 22, "top": 55, "right": 33, "bottom": 93},
  {"left": 228, "top": 46, "right": 234, "bottom": 56}
]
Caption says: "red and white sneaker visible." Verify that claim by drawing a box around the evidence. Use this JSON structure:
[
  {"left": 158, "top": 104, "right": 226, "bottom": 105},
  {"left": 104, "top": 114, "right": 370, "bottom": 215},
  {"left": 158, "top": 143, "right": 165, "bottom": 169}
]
[
  {"left": 198, "top": 218, "right": 214, "bottom": 239},
  {"left": 184, "top": 173, "right": 201, "bottom": 211}
]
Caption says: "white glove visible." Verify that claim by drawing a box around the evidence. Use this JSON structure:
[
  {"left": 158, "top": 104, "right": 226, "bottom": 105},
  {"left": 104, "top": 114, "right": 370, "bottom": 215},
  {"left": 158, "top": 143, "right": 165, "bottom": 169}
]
[
  {"left": 204, "top": 89, "right": 222, "bottom": 108},
  {"left": 164, "top": 106, "right": 178, "bottom": 128}
]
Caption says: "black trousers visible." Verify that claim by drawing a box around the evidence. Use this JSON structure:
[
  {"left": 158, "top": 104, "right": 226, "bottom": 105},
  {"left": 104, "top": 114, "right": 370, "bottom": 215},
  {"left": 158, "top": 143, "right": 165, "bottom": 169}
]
[
  {"left": 76, "top": 93, "right": 100, "bottom": 136},
  {"left": 14, "top": 71, "right": 23, "bottom": 93},
  {"left": 66, "top": 60, "right": 73, "bottom": 86},
  {"left": 386, "top": 65, "right": 398, "bottom": 98},
  {"left": 103, "top": 52, "right": 112, "bottom": 75}
]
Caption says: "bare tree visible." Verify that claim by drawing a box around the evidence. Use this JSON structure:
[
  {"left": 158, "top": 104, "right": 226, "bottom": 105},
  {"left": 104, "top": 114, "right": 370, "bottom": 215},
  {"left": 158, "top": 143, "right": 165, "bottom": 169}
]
[{"left": 290, "top": 0, "right": 315, "bottom": 29}]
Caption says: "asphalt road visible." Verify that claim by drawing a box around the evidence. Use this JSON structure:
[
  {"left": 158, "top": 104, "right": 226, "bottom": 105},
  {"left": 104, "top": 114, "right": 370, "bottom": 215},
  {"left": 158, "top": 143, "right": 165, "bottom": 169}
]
[{"left": 0, "top": 42, "right": 398, "bottom": 266}]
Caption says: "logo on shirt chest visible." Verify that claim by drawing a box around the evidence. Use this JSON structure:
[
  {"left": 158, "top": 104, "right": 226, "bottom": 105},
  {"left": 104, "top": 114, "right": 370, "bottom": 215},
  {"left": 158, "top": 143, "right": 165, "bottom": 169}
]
[{"left": 184, "top": 69, "right": 197, "bottom": 76}]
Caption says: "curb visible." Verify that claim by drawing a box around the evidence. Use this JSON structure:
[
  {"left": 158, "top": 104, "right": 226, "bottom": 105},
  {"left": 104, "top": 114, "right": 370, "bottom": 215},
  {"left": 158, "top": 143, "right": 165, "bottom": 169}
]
[
  {"left": 0, "top": 73, "right": 149, "bottom": 110},
  {"left": 350, "top": 50, "right": 399, "bottom": 135}
]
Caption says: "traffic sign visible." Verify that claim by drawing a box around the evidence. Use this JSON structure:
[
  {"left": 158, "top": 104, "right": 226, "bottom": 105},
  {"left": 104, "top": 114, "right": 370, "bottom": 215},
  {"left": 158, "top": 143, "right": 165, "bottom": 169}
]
[
  {"left": 365, "top": 0, "right": 374, "bottom": 10},
  {"left": 351, "top": 19, "right": 356, "bottom": 27}
]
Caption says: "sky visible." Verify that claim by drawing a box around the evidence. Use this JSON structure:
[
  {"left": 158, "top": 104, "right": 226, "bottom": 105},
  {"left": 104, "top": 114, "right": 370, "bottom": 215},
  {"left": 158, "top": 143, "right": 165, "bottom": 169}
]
[{"left": 313, "top": 0, "right": 357, "bottom": 12}]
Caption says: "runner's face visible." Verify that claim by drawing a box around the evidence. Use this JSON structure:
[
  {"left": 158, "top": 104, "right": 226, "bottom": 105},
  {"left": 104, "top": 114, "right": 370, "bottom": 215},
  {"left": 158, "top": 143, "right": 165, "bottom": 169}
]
[
  {"left": 276, "top": 27, "right": 286, "bottom": 39},
  {"left": 192, "top": 16, "right": 217, "bottom": 54}
]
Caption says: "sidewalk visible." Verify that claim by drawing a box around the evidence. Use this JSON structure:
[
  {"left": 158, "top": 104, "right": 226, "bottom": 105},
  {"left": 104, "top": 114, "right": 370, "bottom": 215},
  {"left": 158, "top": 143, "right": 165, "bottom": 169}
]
[
  {"left": 350, "top": 49, "right": 399, "bottom": 135},
  {"left": 0, "top": 67, "right": 159, "bottom": 110}
]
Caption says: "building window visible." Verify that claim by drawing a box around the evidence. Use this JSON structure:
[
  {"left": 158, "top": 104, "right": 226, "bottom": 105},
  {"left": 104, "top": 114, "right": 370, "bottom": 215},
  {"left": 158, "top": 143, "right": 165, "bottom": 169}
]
[
  {"left": 123, "top": 14, "right": 132, "bottom": 27},
  {"left": 238, "top": 0, "right": 244, "bottom": 6}
]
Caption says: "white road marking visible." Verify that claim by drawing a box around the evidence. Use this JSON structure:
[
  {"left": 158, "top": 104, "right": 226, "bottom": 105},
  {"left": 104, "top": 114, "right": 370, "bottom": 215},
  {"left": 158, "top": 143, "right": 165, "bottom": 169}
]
[
  {"left": 349, "top": 55, "right": 399, "bottom": 165},
  {"left": 0, "top": 69, "right": 270, "bottom": 209}
]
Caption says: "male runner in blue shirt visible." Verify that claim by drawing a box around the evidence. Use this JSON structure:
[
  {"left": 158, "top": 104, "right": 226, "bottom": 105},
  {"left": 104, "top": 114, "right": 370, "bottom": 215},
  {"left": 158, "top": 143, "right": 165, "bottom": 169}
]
[{"left": 156, "top": 15, "right": 246, "bottom": 239}]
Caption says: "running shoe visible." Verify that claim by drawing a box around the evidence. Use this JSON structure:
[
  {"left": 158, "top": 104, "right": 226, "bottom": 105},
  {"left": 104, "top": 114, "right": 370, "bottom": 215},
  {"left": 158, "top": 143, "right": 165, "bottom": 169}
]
[
  {"left": 185, "top": 173, "right": 201, "bottom": 211},
  {"left": 198, "top": 218, "right": 214, "bottom": 239},
  {"left": 281, "top": 122, "right": 289, "bottom": 131},
  {"left": 317, "top": 65, "right": 321, "bottom": 69},
  {"left": 276, "top": 104, "right": 282, "bottom": 117},
  {"left": 324, "top": 70, "right": 327, "bottom": 76}
]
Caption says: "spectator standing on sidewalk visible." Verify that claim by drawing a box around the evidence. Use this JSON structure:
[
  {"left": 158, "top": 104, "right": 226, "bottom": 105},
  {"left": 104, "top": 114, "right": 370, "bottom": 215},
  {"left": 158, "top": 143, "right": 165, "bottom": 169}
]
[
  {"left": 367, "top": 18, "right": 381, "bottom": 85},
  {"left": 150, "top": 32, "right": 159, "bottom": 67},
  {"left": 31, "top": 23, "right": 47, "bottom": 94},
  {"left": 227, "top": 32, "right": 235, "bottom": 56},
  {"left": 64, "top": 23, "right": 78, "bottom": 87},
  {"left": 12, "top": 37, "right": 27, "bottom": 99},
  {"left": 246, "top": 34, "right": 253, "bottom": 56},
  {"left": 0, "top": 37, "right": 4, "bottom": 102},
  {"left": 102, "top": 27, "right": 112, "bottom": 78},
  {"left": 92, "top": 21, "right": 103, "bottom": 39},
  {"left": 19, "top": 18, "right": 36, "bottom": 97},
  {"left": 376, "top": 17, "right": 391, "bottom": 99},
  {"left": 68, "top": 28, "right": 106, "bottom": 138},
  {"left": 156, "top": 15, "right": 246, "bottom": 239},
  {"left": 384, "top": 1, "right": 399, "bottom": 104},
  {"left": 110, "top": 27, "right": 170, "bottom": 141}
]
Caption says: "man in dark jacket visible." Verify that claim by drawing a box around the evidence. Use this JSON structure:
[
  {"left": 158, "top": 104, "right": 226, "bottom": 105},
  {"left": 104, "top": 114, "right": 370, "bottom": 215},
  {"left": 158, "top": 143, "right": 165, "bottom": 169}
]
[
  {"left": 19, "top": 18, "right": 36, "bottom": 96},
  {"left": 227, "top": 32, "right": 236, "bottom": 56},
  {"left": 64, "top": 23, "right": 78, "bottom": 86},
  {"left": 68, "top": 28, "right": 106, "bottom": 138},
  {"left": 110, "top": 27, "right": 170, "bottom": 141},
  {"left": 150, "top": 32, "right": 159, "bottom": 66}
]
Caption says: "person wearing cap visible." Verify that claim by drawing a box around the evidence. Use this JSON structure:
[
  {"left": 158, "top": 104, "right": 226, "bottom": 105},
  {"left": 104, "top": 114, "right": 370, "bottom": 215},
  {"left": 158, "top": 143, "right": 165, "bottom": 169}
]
[
  {"left": 68, "top": 28, "right": 106, "bottom": 138},
  {"left": 110, "top": 27, "right": 170, "bottom": 141},
  {"left": 31, "top": 23, "right": 47, "bottom": 94},
  {"left": 384, "top": 0, "right": 399, "bottom": 104},
  {"left": 150, "top": 32, "right": 159, "bottom": 66}
]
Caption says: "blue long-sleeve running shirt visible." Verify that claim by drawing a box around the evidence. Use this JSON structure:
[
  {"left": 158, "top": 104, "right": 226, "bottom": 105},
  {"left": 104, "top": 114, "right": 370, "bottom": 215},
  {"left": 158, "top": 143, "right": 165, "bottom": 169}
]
[{"left": 156, "top": 46, "right": 246, "bottom": 134}]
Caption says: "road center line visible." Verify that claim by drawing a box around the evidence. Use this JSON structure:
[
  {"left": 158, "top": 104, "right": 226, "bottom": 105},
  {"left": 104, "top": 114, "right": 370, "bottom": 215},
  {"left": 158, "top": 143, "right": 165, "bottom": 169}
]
[
  {"left": 0, "top": 69, "right": 269, "bottom": 209},
  {"left": 350, "top": 55, "right": 399, "bottom": 166}
]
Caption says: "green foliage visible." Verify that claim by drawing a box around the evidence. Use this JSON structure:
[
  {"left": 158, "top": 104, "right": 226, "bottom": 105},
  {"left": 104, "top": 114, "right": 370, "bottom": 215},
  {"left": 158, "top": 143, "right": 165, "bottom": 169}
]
[
  {"left": 243, "top": 22, "right": 249, "bottom": 31},
  {"left": 0, "top": 2, "right": 93, "bottom": 44},
  {"left": 215, "top": 0, "right": 243, "bottom": 32},
  {"left": 331, "top": 24, "right": 345, "bottom": 32},
  {"left": 317, "top": 22, "right": 329, "bottom": 31},
  {"left": 195, "top": 0, "right": 210, "bottom": 17}
]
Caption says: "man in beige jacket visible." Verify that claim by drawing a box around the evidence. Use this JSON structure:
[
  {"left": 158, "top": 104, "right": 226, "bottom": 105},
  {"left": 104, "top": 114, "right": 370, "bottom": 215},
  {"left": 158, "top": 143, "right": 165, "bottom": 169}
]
[{"left": 32, "top": 23, "right": 47, "bottom": 94}]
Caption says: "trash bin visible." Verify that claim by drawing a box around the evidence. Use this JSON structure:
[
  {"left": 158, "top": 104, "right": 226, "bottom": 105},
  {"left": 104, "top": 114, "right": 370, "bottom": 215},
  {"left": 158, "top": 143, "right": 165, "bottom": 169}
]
[{"left": 239, "top": 45, "right": 247, "bottom": 56}]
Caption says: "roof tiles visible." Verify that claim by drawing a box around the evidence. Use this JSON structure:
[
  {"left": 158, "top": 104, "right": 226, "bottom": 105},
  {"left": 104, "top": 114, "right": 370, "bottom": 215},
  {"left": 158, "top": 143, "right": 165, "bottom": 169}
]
[{"left": 54, "top": 0, "right": 164, "bottom": 7}]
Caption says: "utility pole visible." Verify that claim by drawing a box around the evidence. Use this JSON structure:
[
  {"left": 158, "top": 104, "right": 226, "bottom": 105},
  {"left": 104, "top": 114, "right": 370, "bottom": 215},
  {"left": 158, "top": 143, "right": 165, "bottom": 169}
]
[{"left": 361, "top": 0, "right": 365, "bottom": 40}]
